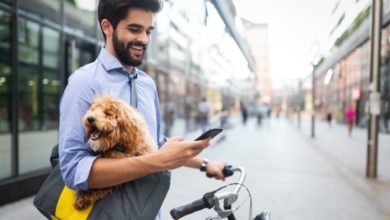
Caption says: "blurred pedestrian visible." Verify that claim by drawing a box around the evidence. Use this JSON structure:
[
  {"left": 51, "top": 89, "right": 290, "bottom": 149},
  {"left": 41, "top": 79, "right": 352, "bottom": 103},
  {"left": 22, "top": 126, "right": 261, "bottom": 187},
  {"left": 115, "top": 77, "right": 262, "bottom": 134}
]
[
  {"left": 240, "top": 101, "right": 248, "bottom": 126},
  {"left": 197, "top": 97, "right": 211, "bottom": 132},
  {"left": 326, "top": 111, "right": 332, "bottom": 127},
  {"left": 264, "top": 103, "right": 272, "bottom": 128},
  {"left": 345, "top": 105, "right": 356, "bottom": 136},
  {"left": 254, "top": 103, "right": 263, "bottom": 127}
]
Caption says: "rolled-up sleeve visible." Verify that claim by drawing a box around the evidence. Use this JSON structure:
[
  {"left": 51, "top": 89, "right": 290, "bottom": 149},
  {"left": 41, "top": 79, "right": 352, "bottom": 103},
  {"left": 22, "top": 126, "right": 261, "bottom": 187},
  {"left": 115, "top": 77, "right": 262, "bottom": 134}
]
[{"left": 59, "top": 69, "right": 98, "bottom": 191}]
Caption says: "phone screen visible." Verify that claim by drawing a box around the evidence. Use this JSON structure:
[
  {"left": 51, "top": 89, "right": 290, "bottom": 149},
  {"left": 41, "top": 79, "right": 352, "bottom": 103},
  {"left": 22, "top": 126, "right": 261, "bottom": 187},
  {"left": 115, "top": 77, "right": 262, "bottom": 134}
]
[{"left": 194, "top": 128, "right": 223, "bottom": 141}]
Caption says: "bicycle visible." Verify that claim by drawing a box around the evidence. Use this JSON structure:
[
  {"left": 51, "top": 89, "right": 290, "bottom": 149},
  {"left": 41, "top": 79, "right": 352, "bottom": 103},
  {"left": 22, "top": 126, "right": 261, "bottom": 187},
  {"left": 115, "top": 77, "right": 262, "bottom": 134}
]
[{"left": 170, "top": 165, "right": 271, "bottom": 220}]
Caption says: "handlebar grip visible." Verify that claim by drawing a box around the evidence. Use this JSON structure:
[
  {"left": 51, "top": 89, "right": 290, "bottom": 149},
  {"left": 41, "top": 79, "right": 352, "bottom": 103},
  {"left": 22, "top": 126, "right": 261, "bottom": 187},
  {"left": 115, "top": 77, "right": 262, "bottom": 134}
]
[
  {"left": 222, "top": 165, "right": 234, "bottom": 177},
  {"left": 170, "top": 198, "right": 208, "bottom": 219}
]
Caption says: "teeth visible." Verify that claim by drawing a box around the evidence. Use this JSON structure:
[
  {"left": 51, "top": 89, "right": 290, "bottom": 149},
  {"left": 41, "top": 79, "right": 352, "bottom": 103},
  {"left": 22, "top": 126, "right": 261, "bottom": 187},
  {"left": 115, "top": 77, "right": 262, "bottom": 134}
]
[{"left": 131, "top": 46, "right": 143, "bottom": 50}]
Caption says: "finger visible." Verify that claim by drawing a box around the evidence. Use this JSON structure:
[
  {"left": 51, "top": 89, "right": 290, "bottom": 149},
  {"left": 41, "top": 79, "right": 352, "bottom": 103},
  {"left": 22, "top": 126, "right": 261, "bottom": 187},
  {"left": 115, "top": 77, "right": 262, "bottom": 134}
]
[
  {"left": 169, "top": 136, "right": 184, "bottom": 141},
  {"left": 194, "top": 138, "right": 210, "bottom": 144},
  {"left": 184, "top": 140, "right": 208, "bottom": 149}
]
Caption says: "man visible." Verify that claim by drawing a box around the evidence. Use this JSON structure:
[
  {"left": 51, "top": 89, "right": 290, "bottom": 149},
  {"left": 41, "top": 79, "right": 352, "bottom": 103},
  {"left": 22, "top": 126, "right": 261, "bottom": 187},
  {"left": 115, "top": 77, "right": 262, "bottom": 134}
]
[{"left": 59, "top": 0, "right": 225, "bottom": 218}]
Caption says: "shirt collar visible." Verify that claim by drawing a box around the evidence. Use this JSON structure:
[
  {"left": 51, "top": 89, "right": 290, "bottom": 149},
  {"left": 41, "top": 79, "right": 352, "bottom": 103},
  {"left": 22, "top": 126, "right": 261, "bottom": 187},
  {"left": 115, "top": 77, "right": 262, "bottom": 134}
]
[{"left": 98, "top": 48, "right": 138, "bottom": 79}]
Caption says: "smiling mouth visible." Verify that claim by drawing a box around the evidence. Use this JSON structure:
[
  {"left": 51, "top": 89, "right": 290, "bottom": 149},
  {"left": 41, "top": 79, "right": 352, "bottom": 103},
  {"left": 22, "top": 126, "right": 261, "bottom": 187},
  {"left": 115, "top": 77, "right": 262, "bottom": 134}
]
[
  {"left": 89, "top": 127, "right": 102, "bottom": 140},
  {"left": 130, "top": 45, "right": 144, "bottom": 51}
]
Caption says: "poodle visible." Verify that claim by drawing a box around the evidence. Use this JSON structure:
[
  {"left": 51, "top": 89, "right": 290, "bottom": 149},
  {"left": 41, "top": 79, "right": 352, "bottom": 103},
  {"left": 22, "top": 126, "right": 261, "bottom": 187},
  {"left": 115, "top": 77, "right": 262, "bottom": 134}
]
[{"left": 73, "top": 95, "right": 156, "bottom": 210}]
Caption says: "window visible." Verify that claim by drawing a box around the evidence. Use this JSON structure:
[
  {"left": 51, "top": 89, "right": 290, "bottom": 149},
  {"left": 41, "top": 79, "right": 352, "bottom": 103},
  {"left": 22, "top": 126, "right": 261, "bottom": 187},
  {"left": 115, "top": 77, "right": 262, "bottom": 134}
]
[
  {"left": 42, "top": 27, "right": 60, "bottom": 130},
  {"left": 0, "top": 10, "right": 12, "bottom": 179},
  {"left": 65, "top": 0, "right": 98, "bottom": 39},
  {"left": 17, "top": 18, "right": 60, "bottom": 174},
  {"left": 0, "top": 0, "right": 11, "bottom": 5},
  {"left": 19, "top": 0, "right": 61, "bottom": 24}
]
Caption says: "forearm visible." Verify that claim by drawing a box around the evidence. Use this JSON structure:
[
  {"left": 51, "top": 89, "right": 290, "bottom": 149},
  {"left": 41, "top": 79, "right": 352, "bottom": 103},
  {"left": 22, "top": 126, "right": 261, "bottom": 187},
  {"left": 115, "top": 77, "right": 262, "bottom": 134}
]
[
  {"left": 88, "top": 138, "right": 211, "bottom": 188},
  {"left": 184, "top": 157, "right": 202, "bottom": 169},
  {"left": 88, "top": 152, "right": 165, "bottom": 189}
]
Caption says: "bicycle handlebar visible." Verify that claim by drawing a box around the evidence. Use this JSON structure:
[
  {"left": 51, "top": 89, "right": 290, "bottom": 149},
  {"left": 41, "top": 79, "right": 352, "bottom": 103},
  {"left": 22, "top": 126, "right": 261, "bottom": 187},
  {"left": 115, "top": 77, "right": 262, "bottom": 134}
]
[
  {"left": 170, "top": 191, "right": 216, "bottom": 220},
  {"left": 170, "top": 165, "right": 245, "bottom": 219}
]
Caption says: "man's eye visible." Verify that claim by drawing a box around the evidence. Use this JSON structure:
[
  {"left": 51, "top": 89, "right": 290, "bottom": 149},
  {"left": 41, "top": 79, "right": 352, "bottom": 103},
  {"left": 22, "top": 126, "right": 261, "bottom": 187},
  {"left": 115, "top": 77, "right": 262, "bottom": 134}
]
[{"left": 129, "top": 28, "right": 140, "bottom": 33}]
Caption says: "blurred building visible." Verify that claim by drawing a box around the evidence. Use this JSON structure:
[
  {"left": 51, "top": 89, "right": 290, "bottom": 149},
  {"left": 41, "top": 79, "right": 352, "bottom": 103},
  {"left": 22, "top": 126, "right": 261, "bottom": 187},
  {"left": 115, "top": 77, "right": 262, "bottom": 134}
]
[
  {"left": 0, "top": 0, "right": 255, "bottom": 205},
  {"left": 241, "top": 20, "right": 271, "bottom": 105},
  {"left": 314, "top": 0, "right": 390, "bottom": 132}
]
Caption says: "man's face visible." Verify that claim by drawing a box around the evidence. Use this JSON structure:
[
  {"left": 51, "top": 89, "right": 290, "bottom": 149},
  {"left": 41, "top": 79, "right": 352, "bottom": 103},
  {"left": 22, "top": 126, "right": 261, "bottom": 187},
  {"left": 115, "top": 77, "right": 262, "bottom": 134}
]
[{"left": 111, "top": 8, "right": 155, "bottom": 67}]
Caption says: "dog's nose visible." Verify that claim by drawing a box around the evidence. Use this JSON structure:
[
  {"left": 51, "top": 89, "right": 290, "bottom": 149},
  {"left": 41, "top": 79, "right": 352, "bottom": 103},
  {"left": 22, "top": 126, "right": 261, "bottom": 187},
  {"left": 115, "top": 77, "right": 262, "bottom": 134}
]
[{"left": 87, "top": 117, "right": 95, "bottom": 124}]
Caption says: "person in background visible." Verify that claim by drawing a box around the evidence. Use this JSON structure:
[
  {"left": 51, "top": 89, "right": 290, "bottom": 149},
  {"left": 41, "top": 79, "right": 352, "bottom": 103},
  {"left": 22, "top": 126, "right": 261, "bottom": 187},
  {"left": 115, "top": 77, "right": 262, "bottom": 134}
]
[
  {"left": 345, "top": 105, "right": 356, "bottom": 136},
  {"left": 326, "top": 111, "right": 332, "bottom": 127},
  {"left": 240, "top": 101, "right": 248, "bottom": 126}
]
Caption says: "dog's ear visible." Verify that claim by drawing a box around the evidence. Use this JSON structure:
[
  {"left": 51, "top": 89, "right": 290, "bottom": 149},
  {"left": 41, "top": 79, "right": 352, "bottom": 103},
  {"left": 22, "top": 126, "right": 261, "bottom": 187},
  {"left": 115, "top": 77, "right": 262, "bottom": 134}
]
[
  {"left": 117, "top": 104, "right": 142, "bottom": 143},
  {"left": 105, "top": 102, "right": 119, "bottom": 118}
]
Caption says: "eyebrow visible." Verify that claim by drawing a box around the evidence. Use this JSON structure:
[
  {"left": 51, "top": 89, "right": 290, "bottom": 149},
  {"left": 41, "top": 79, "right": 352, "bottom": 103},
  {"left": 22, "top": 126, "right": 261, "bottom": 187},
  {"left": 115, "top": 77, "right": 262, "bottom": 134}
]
[{"left": 127, "top": 23, "right": 155, "bottom": 30}]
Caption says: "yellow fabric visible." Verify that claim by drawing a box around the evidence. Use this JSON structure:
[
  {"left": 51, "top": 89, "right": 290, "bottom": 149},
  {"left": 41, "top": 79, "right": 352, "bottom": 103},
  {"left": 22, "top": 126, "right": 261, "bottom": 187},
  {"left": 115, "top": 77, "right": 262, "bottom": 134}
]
[{"left": 54, "top": 186, "right": 93, "bottom": 220}]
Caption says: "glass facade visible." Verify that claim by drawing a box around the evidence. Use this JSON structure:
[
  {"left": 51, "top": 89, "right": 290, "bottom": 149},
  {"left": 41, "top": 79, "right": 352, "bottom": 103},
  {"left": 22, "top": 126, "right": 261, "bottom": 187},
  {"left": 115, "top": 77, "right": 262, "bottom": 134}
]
[
  {"left": 316, "top": 25, "right": 390, "bottom": 131},
  {"left": 64, "top": 0, "right": 98, "bottom": 40},
  {"left": 0, "top": 9, "right": 12, "bottom": 179},
  {"left": 16, "top": 18, "right": 61, "bottom": 173},
  {"left": 19, "top": 0, "right": 61, "bottom": 25}
]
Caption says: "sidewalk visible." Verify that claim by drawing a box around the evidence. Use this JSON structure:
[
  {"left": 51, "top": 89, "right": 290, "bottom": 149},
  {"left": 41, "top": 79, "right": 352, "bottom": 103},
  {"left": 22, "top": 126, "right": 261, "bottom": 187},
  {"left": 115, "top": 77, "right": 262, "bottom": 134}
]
[
  {"left": 162, "top": 116, "right": 390, "bottom": 220},
  {"left": 1, "top": 116, "right": 389, "bottom": 220}
]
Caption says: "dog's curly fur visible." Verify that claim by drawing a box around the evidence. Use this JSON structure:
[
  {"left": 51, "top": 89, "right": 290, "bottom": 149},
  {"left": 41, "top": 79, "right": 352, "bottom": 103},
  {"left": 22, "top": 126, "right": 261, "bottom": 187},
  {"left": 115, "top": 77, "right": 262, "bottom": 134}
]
[{"left": 73, "top": 95, "right": 156, "bottom": 210}]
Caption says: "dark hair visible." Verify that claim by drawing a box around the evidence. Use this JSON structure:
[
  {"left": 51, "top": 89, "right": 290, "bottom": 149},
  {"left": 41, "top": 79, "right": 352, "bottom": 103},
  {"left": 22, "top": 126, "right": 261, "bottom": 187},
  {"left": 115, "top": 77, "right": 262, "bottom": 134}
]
[{"left": 98, "top": 0, "right": 163, "bottom": 41}]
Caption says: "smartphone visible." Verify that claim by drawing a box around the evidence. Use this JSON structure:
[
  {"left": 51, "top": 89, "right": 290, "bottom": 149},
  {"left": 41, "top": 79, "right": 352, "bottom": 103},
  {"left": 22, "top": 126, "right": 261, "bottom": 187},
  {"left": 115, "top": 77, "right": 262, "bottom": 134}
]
[{"left": 194, "top": 128, "right": 223, "bottom": 141}]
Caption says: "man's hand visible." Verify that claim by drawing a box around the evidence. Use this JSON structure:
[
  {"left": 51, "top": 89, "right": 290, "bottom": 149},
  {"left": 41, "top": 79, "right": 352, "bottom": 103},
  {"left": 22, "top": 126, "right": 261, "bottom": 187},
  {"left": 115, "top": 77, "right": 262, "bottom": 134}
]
[
  {"left": 158, "top": 136, "right": 210, "bottom": 170},
  {"left": 205, "top": 161, "right": 227, "bottom": 180}
]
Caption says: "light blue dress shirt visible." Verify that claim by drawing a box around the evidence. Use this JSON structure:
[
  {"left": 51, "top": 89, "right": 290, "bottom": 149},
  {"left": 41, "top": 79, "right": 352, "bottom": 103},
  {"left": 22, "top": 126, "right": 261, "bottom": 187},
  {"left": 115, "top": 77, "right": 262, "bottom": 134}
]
[{"left": 59, "top": 48, "right": 165, "bottom": 219}]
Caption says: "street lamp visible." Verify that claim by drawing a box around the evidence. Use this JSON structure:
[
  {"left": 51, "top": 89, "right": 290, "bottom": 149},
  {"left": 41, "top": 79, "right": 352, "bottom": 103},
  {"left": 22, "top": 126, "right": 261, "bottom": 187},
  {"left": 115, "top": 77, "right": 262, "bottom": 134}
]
[
  {"left": 366, "top": 0, "right": 382, "bottom": 179},
  {"left": 310, "top": 54, "right": 322, "bottom": 138}
]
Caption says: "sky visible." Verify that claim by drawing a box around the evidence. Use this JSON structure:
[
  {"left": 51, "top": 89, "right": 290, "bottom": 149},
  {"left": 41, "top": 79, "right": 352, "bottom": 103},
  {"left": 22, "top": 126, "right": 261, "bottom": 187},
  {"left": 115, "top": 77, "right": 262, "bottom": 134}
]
[{"left": 234, "top": 0, "right": 337, "bottom": 88}]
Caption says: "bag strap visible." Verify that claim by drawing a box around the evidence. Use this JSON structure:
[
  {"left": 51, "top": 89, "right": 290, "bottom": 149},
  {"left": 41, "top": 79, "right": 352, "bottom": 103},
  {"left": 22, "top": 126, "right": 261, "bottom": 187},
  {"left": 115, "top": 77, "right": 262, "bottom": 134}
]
[{"left": 50, "top": 144, "right": 59, "bottom": 168}]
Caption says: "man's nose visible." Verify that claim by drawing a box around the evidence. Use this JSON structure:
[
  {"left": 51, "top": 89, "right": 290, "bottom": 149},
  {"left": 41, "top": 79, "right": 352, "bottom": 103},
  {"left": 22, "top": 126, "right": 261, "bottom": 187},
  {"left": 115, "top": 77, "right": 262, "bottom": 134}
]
[{"left": 138, "top": 31, "right": 150, "bottom": 45}]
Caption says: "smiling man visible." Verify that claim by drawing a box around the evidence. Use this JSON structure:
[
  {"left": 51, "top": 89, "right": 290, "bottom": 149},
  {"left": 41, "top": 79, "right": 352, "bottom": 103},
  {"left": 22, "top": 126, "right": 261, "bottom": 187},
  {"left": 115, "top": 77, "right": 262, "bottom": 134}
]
[{"left": 58, "top": 0, "right": 226, "bottom": 219}]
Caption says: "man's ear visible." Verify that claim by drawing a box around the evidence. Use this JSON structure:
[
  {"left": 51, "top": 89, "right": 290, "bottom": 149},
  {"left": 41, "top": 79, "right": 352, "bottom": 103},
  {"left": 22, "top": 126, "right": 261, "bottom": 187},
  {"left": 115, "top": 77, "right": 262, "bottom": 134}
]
[{"left": 101, "top": 19, "right": 113, "bottom": 38}]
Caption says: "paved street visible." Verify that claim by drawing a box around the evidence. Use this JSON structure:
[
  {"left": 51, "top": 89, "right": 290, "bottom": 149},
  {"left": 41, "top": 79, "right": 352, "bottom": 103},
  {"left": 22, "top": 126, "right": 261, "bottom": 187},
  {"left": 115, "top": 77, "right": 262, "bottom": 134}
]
[
  {"left": 1, "top": 115, "right": 389, "bottom": 220},
  {"left": 162, "top": 116, "right": 390, "bottom": 220}
]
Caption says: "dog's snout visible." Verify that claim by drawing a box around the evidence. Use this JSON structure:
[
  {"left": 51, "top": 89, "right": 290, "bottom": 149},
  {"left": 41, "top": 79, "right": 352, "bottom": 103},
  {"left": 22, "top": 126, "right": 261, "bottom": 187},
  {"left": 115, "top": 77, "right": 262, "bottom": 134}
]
[{"left": 87, "top": 117, "right": 95, "bottom": 124}]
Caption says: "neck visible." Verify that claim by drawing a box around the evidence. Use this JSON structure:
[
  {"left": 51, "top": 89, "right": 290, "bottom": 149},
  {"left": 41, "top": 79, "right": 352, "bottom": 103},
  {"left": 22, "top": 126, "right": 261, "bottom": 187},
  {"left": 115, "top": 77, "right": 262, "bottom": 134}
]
[{"left": 105, "top": 44, "right": 134, "bottom": 73}]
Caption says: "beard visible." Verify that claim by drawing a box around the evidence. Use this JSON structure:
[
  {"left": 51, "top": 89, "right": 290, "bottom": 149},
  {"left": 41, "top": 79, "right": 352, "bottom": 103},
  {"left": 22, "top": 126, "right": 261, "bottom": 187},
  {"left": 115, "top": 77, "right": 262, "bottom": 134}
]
[{"left": 112, "top": 31, "right": 147, "bottom": 67}]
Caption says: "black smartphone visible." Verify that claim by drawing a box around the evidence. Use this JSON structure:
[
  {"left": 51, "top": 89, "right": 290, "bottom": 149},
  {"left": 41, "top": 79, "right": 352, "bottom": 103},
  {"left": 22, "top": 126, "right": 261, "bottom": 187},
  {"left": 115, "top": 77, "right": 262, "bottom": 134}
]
[{"left": 194, "top": 128, "right": 223, "bottom": 141}]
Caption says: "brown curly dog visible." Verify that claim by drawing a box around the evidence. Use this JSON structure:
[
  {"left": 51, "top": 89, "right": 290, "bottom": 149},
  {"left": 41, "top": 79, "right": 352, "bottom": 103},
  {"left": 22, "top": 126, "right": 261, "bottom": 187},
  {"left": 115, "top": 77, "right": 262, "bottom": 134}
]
[{"left": 73, "top": 95, "right": 156, "bottom": 210}]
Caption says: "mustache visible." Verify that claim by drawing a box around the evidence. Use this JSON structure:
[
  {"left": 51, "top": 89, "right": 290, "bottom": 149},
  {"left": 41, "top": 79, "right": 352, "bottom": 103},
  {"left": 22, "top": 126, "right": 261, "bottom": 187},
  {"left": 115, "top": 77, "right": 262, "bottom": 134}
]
[{"left": 127, "top": 41, "right": 147, "bottom": 50}]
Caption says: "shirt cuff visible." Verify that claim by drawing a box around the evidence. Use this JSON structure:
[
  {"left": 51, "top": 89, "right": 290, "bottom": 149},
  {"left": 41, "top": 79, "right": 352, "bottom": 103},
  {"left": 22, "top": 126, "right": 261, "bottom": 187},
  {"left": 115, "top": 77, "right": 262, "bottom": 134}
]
[{"left": 74, "top": 155, "right": 97, "bottom": 191}]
